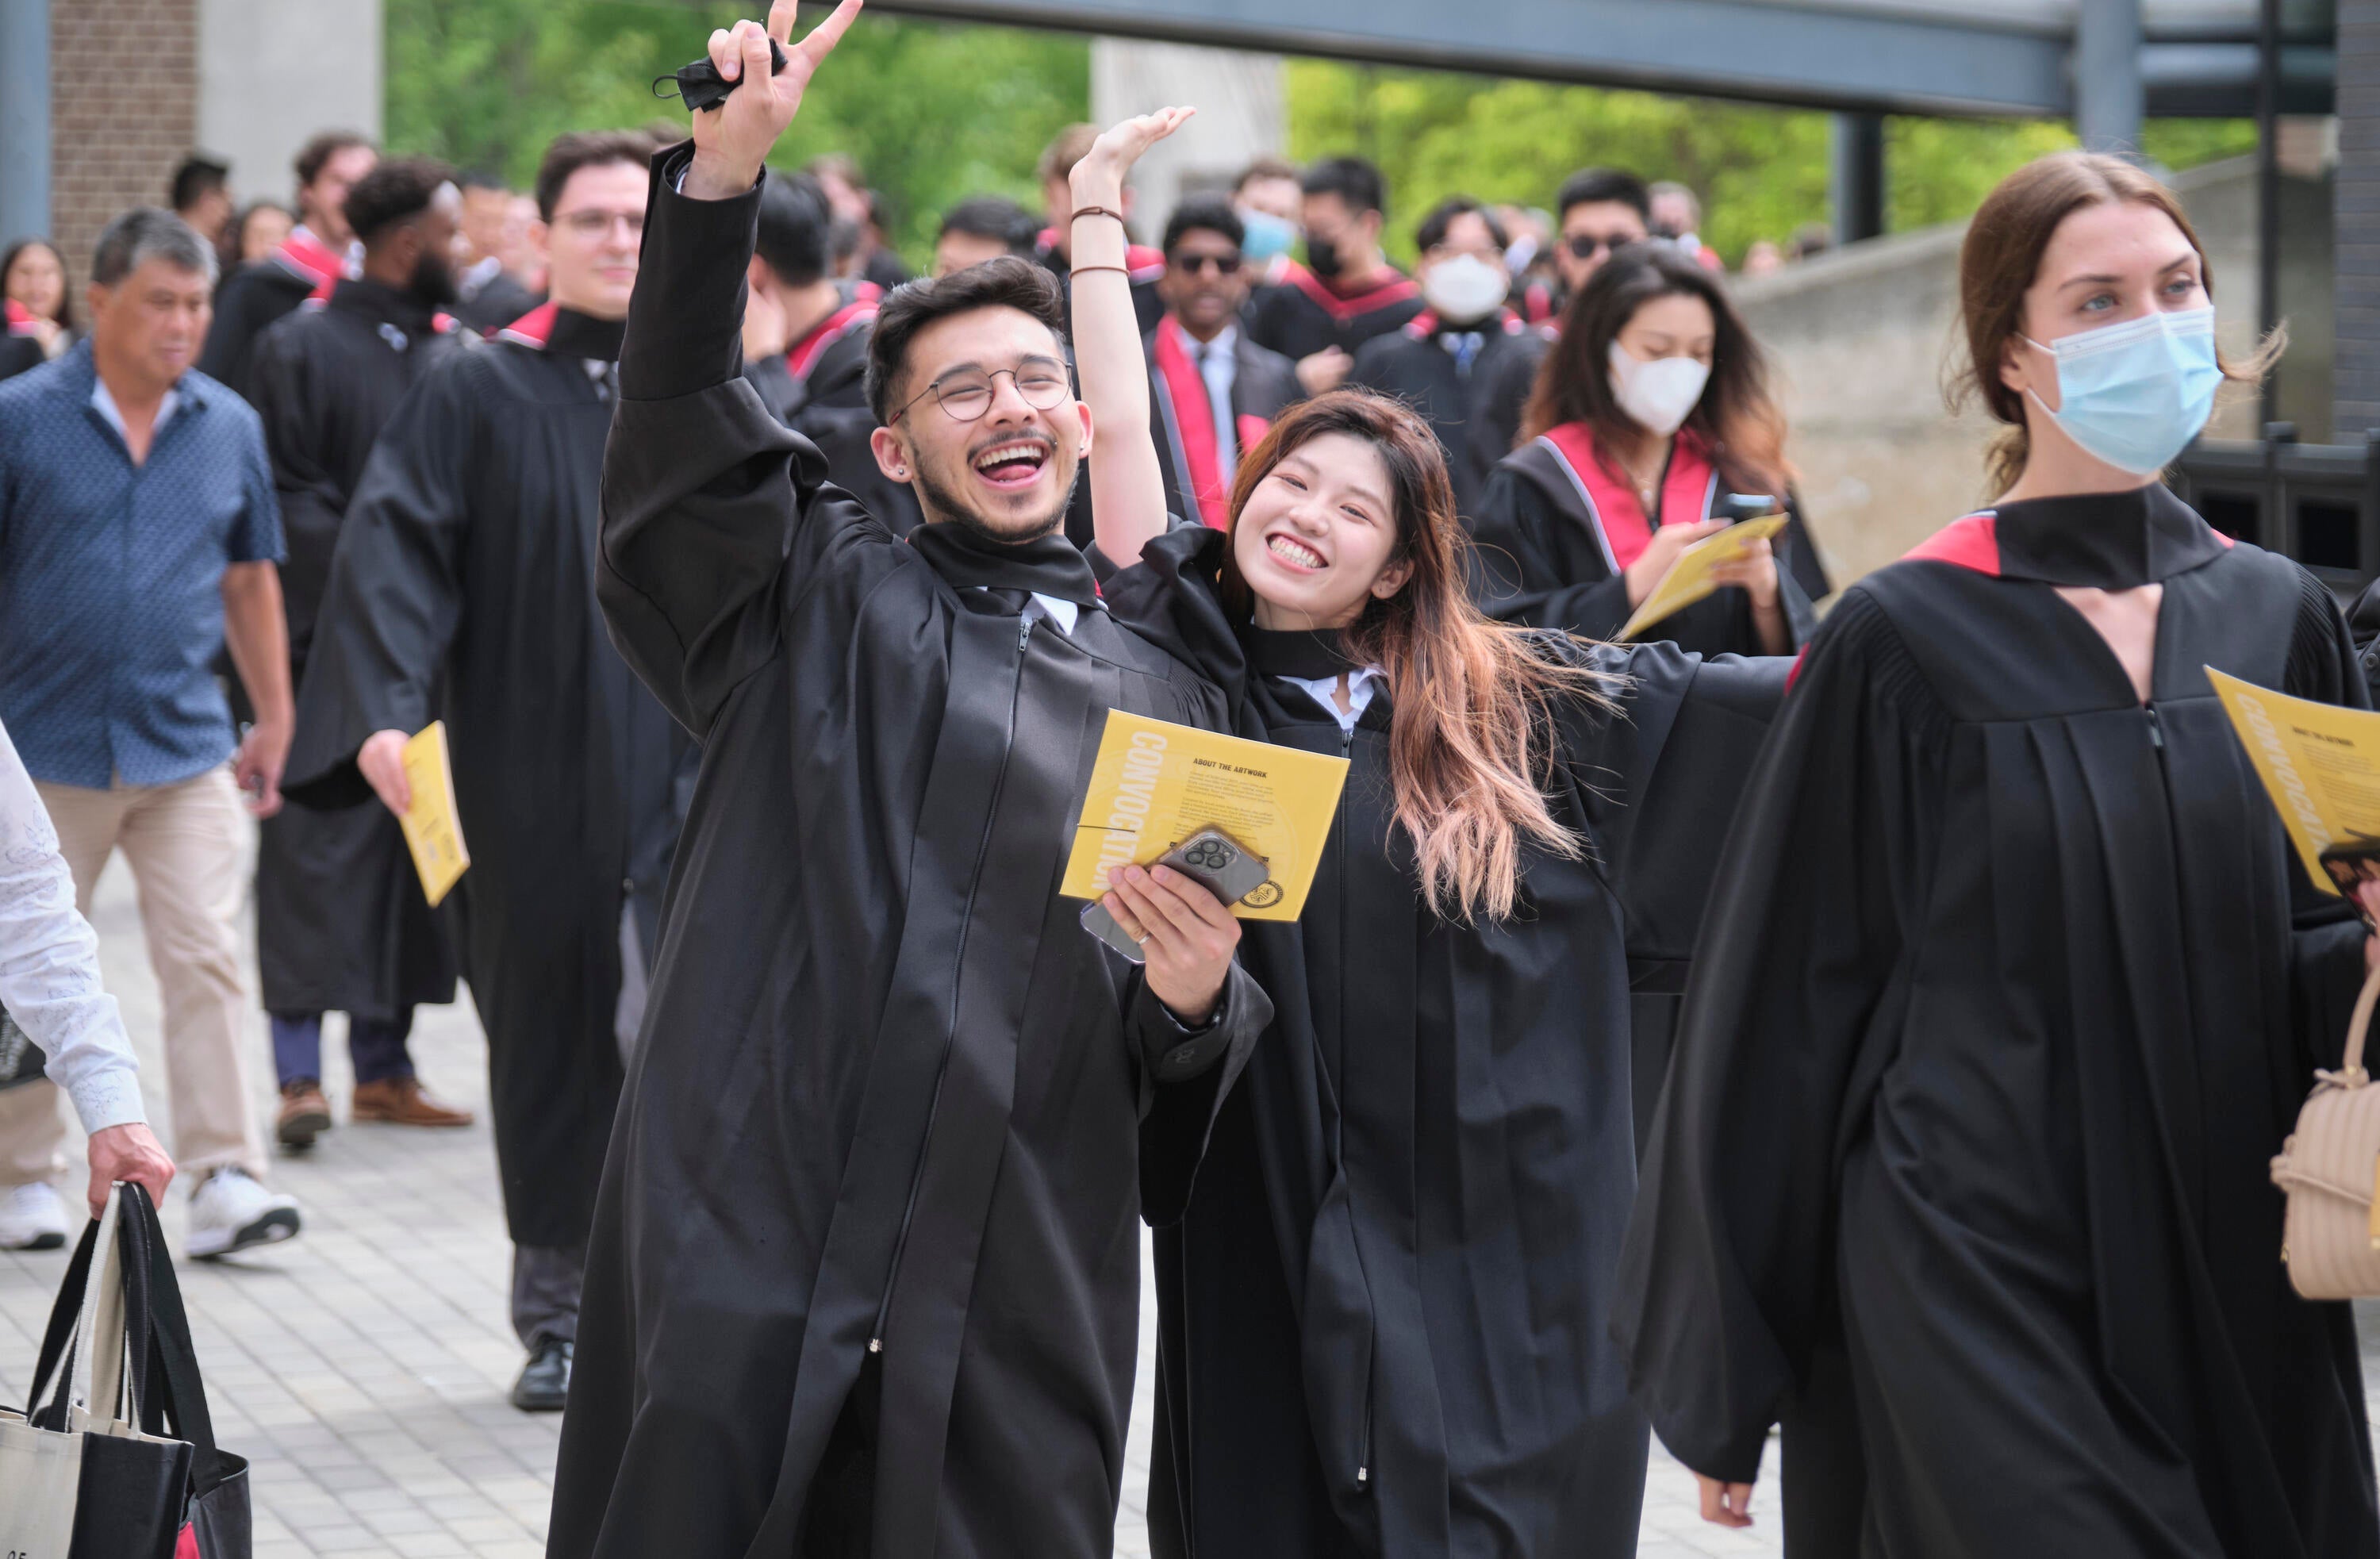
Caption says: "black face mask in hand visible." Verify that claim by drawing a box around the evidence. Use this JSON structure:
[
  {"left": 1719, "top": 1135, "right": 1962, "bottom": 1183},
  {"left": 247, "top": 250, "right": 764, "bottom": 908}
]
[{"left": 1305, "top": 232, "right": 1344, "bottom": 281}]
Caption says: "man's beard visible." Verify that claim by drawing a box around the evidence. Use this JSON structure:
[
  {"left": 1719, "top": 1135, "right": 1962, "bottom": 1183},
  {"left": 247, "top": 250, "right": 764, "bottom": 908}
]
[
  {"left": 911, "top": 452, "right": 1080, "bottom": 545},
  {"left": 409, "top": 251, "right": 459, "bottom": 308}
]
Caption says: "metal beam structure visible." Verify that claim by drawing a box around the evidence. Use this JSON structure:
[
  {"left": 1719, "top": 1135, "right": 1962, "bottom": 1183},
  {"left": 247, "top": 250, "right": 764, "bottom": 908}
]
[
  {"left": 1830, "top": 113, "right": 1886, "bottom": 244},
  {"left": 0, "top": 0, "right": 49, "bottom": 248},
  {"left": 2076, "top": 0, "right": 2146, "bottom": 151},
  {"left": 866, "top": 0, "right": 2334, "bottom": 118}
]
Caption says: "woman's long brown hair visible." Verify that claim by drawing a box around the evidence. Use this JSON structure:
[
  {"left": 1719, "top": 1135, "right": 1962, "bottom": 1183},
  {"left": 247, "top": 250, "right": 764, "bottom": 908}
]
[
  {"left": 1521, "top": 240, "right": 1790, "bottom": 493},
  {"left": 1952, "top": 150, "right": 2275, "bottom": 494},
  {"left": 1220, "top": 391, "right": 1617, "bottom": 923}
]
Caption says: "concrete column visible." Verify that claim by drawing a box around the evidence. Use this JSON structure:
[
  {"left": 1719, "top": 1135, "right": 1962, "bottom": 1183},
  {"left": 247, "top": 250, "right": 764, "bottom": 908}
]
[
  {"left": 198, "top": 0, "right": 382, "bottom": 207},
  {"left": 0, "top": 0, "right": 51, "bottom": 246},
  {"left": 2336, "top": 0, "right": 2380, "bottom": 432},
  {"left": 1829, "top": 112, "right": 1884, "bottom": 245},
  {"left": 2074, "top": 0, "right": 2144, "bottom": 155},
  {"left": 1090, "top": 40, "right": 1285, "bottom": 245}
]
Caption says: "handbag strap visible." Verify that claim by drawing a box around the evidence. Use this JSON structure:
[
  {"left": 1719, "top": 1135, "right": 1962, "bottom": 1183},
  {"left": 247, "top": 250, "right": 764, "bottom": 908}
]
[
  {"left": 121, "top": 1181, "right": 226, "bottom": 1480},
  {"left": 40, "top": 1187, "right": 130, "bottom": 1429},
  {"left": 26, "top": 1209, "right": 102, "bottom": 1428},
  {"left": 2343, "top": 959, "right": 2380, "bottom": 1080}
]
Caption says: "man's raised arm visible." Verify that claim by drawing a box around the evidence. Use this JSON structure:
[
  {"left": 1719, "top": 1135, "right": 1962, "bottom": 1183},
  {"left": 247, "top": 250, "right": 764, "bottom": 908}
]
[{"left": 599, "top": 0, "right": 865, "bottom": 738}]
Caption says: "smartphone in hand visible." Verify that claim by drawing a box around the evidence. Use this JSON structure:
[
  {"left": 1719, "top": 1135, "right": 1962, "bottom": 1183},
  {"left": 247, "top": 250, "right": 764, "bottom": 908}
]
[{"left": 1081, "top": 827, "right": 1271, "bottom": 962}]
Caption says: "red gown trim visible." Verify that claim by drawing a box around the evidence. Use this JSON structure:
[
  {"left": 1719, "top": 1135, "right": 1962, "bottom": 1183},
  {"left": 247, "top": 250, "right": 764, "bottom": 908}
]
[
  {"left": 786, "top": 297, "right": 879, "bottom": 382},
  {"left": 1538, "top": 420, "right": 1719, "bottom": 570},
  {"left": 1280, "top": 260, "right": 1420, "bottom": 323},
  {"left": 1154, "top": 317, "right": 1230, "bottom": 529},
  {"left": 496, "top": 301, "right": 560, "bottom": 350},
  {"left": 1902, "top": 513, "right": 2002, "bottom": 575}
]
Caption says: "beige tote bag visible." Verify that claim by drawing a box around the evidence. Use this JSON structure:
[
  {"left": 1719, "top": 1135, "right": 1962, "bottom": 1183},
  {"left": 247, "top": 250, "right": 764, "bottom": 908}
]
[{"left": 2271, "top": 962, "right": 2380, "bottom": 1300}]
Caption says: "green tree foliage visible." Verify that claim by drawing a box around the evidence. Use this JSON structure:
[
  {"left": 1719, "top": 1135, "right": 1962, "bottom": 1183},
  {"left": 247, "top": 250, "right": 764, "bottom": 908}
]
[
  {"left": 384, "top": 0, "right": 1088, "bottom": 263},
  {"left": 1284, "top": 59, "right": 2257, "bottom": 265}
]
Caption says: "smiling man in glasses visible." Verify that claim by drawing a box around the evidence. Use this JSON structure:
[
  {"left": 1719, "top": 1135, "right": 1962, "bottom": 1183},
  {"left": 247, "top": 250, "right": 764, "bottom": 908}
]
[
  {"left": 281, "top": 129, "right": 697, "bottom": 1416},
  {"left": 546, "top": 7, "right": 1274, "bottom": 1555},
  {"left": 1139, "top": 195, "right": 1298, "bottom": 530}
]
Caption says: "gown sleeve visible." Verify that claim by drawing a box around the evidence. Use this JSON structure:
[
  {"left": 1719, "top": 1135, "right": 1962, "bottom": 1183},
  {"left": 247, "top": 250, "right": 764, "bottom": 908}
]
[
  {"left": 598, "top": 147, "right": 881, "bottom": 740},
  {"left": 2282, "top": 566, "right": 2377, "bottom": 1069},
  {"left": 1610, "top": 587, "right": 1948, "bottom": 1485},
  {"left": 248, "top": 323, "right": 347, "bottom": 664},
  {"left": 1466, "top": 463, "right": 1635, "bottom": 638},
  {"left": 279, "top": 353, "right": 481, "bottom": 808}
]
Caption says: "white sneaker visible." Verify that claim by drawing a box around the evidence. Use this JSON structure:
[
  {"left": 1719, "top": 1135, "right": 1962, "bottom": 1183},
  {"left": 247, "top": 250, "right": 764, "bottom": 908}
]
[
  {"left": 186, "top": 1167, "right": 301, "bottom": 1260},
  {"left": 0, "top": 1182, "right": 70, "bottom": 1250}
]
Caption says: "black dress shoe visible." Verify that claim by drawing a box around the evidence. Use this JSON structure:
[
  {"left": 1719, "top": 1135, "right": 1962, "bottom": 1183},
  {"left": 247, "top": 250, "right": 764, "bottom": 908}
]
[{"left": 511, "top": 1336, "right": 573, "bottom": 1412}]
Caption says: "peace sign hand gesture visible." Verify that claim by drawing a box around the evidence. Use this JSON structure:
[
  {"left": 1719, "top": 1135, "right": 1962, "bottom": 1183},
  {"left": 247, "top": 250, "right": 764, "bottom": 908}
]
[{"left": 684, "top": 0, "right": 865, "bottom": 201}]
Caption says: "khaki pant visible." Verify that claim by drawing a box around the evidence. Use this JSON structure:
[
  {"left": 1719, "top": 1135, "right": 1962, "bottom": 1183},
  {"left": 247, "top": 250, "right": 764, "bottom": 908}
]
[{"left": 0, "top": 766, "right": 264, "bottom": 1187}]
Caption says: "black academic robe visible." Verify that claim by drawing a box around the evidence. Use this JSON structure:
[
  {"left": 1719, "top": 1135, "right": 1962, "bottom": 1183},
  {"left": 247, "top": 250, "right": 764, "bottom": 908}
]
[
  {"left": 200, "top": 229, "right": 344, "bottom": 401},
  {"left": 1144, "top": 320, "right": 1300, "bottom": 532},
  {"left": 1346, "top": 310, "right": 1546, "bottom": 518},
  {"left": 1468, "top": 426, "right": 1829, "bottom": 654},
  {"left": 743, "top": 281, "right": 923, "bottom": 533},
  {"left": 545, "top": 149, "right": 1273, "bottom": 1559},
  {"left": 1474, "top": 328, "right": 1548, "bottom": 477},
  {"left": 249, "top": 278, "right": 470, "bottom": 1019},
  {"left": 1246, "top": 261, "right": 1425, "bottom": 366},
  {"left": 1039, "top": 229, "right": 1166, "bottom": 334},
  {"left": 453, "top": 268, "right": 541, "bottom": 336},
  {"left": 1614, "top": 486, "right": 2380, "bottom": 1559},
  {"left": 1100, "top": 526, "right": 1790, "bottom": 1559},
  {"left": 282, "top": 300, "right": 691, "bottom": 1251}
]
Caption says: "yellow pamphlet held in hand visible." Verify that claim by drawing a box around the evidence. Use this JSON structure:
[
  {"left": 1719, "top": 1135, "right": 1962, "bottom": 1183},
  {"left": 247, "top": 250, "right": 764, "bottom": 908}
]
[
  {"left": 2207, "top": 666, "right": 2380, "bottom": 898},
  {"left": 1616, "top": 513, "right": 1790, "bottom": 641},
  {"left": 1061, "top": 710, "right": 1349, "bottom": 920},
  {"left": 397, "top": 721, "right": 470, "bottom": 908}
]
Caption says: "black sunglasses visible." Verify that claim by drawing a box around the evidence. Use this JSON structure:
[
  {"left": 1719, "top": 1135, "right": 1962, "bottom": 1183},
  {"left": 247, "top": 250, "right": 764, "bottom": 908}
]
[
  {"left": 1565, "top": 232, "right": 1637, "bottom": 260},
  {"left": 1169, "top": 252, "right": 1244, "bottom": 276}
]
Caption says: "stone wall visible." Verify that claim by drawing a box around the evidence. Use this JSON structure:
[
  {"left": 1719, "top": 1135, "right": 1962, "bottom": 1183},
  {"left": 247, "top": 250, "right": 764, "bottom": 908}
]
[
  {"left": 1736, "top": 156, "right": 2267, "bottom": 590},
  {"left": 49, "top": 0, "right": 200, "bottom": 294}
]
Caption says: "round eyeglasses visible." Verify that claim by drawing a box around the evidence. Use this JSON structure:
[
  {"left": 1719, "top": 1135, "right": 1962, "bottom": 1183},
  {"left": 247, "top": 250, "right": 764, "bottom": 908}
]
[{"left": 889, "top": 360, "right": 1074, "bottom": 424}]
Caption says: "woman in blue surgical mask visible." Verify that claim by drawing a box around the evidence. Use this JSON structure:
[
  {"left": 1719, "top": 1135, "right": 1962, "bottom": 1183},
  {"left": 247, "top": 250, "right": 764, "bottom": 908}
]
[{"left": 1614, "top": 150, "right": 2380, "bottom": 1557}]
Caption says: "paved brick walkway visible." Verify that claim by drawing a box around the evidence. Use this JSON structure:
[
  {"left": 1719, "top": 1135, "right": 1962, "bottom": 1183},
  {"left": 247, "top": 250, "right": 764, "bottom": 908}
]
[{"left": 11, "top": 845, "right": 2376, "bottom": 1557}]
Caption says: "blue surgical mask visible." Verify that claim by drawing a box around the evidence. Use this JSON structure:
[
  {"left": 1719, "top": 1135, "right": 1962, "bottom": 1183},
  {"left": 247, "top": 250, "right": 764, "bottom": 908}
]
[
  {"left": 1237, "top": 207, "right": 1296, "bottom": 263},
  {"left": 2023, "top": 305, "right": 2221, "bottom": 475}
]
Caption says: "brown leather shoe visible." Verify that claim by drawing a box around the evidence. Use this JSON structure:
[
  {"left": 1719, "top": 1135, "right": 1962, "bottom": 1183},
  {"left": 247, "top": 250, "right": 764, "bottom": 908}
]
[
  {"left": 351, "top": 1077, "right": 474, "bottom": 1127},
  {"left": 277, "top": 1080, "right": 332, "bottom": 1150}
]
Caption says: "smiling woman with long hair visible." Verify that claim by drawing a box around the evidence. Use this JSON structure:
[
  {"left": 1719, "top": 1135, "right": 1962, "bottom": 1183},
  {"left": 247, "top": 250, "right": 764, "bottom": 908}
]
[
  {"left": 1067, "top": 111, "right": 1793, "bottom": 1558},
  {"left": 1614, "top": 150, "right": 2380, "bottom": 1558}
]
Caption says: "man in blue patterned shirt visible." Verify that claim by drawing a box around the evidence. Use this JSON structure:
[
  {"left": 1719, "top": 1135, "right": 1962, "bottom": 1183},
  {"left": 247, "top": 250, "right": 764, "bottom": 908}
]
[{"left": 0, "top": 208, "right": 305, "bottom": 1258}]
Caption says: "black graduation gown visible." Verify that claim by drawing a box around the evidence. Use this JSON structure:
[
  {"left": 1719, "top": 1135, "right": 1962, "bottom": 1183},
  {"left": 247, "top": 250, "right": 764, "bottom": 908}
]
[
  {"left": 1614, "top": 486, "right": 2380, "bottom": 1559},
  {"left": 1468, "top": 431, "right": 1830, "bottom": 655},
  {"left": 282, "top": 301, "right": 691, "bottom": 1251},
  {"left": 453, "top": 268, "right": 541, "bottom": 336},
  {"left": 743, "top": 282, "right": 923, "bottom": 533},
  {"left": 249, "top": 278, "right": 468, "bottom": 1019},
  {"left": 545, "top": 149, "right": 1274, "bottom": 1559},
  {"left": 1100, "top": 527, "right": 1791, "bottom": 1559},
  {"left": 1475, "top": 323, "right": 1548, "bottom": 466},
  {"left": 1345, "top": 311, "right": 1546, "bottom": 518},
  {"left": 1246, "top": 261, "right": 1426, "bottom": 365},
  {"left": 200, "top": 232, "right": 344, "bottom": 401}
]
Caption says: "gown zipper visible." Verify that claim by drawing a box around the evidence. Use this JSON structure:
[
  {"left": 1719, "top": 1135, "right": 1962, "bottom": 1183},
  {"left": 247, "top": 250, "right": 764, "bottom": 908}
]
[{"left": 868, "top": 610, "right": 1036, "bottom": 1354}]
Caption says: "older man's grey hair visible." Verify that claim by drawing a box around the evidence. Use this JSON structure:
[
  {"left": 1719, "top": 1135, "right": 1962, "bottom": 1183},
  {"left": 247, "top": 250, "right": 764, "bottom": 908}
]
[{"left": 90, "top": 207, "right": 219, "bottom": 290}]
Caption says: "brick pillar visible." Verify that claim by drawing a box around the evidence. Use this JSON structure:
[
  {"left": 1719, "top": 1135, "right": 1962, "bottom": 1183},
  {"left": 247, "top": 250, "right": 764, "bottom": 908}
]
[
  {"left": 2338, "top": 0, "right": 2380, "bottom": 433},
  {"left": 49, "top": 0, "right": 199, "bottom": 295}
]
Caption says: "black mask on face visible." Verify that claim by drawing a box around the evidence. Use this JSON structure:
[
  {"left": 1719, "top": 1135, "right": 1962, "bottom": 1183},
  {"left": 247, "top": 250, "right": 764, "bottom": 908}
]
[
  {"left": 409, "top": 247, "right": 459, "bottom": 308},
  {"left": 1305, "top": 232, "right": 1345, "bottom": 281}
]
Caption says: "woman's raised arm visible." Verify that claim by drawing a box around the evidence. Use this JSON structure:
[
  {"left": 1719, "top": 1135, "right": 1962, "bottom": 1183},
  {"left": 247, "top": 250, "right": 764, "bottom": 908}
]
[{"left": 1067, "top": 107, "right": 1194, "bottom": 569}]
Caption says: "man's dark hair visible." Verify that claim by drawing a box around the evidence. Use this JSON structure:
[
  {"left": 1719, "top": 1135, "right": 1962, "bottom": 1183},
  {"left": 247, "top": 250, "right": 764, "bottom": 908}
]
[
  {"left": 344, "top": 157, "right": 455, "bottom": 247},
  {"left": 533, "top": 131, "right": 652, "bottom": 223},
  {"left": 936, "top": 195, "right": 1038, "bottom": 256},
  {"left": 1162, "top": 197, "right": 1245, "bottom": 257},
  {"left": 459, "top": 169, "right": 509, "bottom": 194},
  {"left": 91, "top": 208, "right": 217, "bottom": 289},
  {"left": 1415, "top": 195, "right": 1507, "bottom": 255},
  {"left": 830, "top": 215, "right": 864, "bottom": 266},
  {"left": 865, "top": 256, "right": 1068, "bottom": 424},
  {"left": 1557, "top": 167, "right": 1651, "bottom": 222},
  {"left": 1234, "top": 154, "right": 1299, "bottom": 194},
  {"left": 294, "top": 131, "right": 373, "bottom": 190},
  {"left": 756, "top": 170, "right": 835, "bottom": 288},
  {"left": 1301, "top": 156, "right": 1386, "bottom": 217},
  {"left": 1035, "top": 124, "right": 1100, "bottom": 186},
  {"left": 169, "top": 155, "right": 229, "bottom": 213}
]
